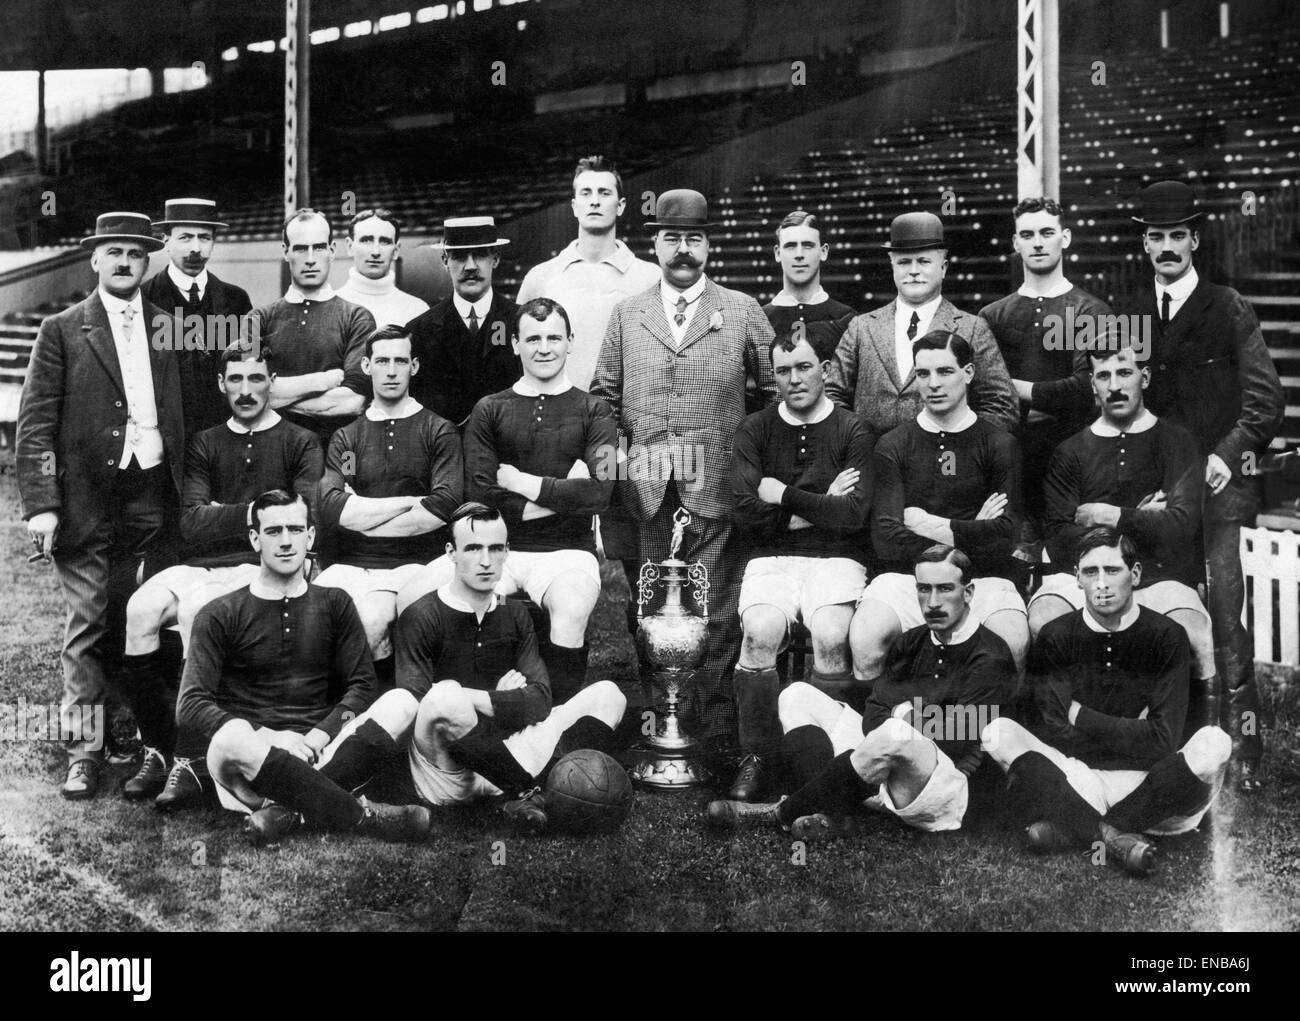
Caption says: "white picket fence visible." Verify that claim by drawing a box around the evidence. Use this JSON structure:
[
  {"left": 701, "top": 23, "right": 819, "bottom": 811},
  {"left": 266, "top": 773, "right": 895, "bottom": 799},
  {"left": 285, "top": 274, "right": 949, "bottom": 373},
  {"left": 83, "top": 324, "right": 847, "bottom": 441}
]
[{"left": 1241, "top": 526, "right": 1300, "bottom": 666}]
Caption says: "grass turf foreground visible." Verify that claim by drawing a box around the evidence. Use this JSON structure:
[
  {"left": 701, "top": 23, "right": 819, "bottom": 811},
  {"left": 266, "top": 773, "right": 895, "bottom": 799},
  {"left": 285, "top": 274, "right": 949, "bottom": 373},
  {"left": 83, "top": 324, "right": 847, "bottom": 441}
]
[{"left": 2, "top": 452, "right": 1299, "bottom": 932}]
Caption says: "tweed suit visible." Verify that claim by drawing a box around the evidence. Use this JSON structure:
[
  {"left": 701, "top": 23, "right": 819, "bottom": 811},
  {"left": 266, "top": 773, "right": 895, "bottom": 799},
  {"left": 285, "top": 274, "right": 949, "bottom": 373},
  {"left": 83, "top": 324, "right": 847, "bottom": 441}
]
[
  {"left": 592, "top": 277, "right": 778, "bottom": 742},
  {"left": 825, "top": 297, "right": 1017, "bottom": 438}
]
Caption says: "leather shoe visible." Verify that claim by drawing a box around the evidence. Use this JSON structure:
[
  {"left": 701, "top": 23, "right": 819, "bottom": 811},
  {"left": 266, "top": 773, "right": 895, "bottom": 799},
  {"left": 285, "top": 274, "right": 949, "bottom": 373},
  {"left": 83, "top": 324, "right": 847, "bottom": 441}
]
[
  {"left": 502, "top": 787, "right": 549, "bottom": 835},
  {"left": 727, "top": 753, "right": 766, "bottom": 802},
  {"left": 155, "top": 756, "right": 211, "bottom": 812},
  {"left": 1025, "top": 820, "right": 1073, "bottom": 854},
  {"left": 62, "top": 758, "right": 103, "bottom": 800},
  {"left": 1236, "top": 760, "right": 1265, "bottom": 794},
  {"left": 123, "top": 747, "right": 169, "bottom": 800},
  {"left": 357, "top": 797, "right": 433, "bottom": 842},
  {"left": 244, "top": 804, "right": 301, "bottom": 847},
  {"left": 1100, "top": 822, "right": 1156, "bottom": 877}
]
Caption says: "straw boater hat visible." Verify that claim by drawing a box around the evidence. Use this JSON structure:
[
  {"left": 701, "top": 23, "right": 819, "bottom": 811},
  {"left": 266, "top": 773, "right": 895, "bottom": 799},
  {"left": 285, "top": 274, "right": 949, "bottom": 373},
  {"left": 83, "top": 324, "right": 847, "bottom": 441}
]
[
  {"left": 434, "top": 215, "right": 510, "bottom": 250},
  {"left": 79, "top": 212, "right": 164, "bottom": 252},
  {"left": 153, "top": 197, "right": 229, "bottom": 230}
]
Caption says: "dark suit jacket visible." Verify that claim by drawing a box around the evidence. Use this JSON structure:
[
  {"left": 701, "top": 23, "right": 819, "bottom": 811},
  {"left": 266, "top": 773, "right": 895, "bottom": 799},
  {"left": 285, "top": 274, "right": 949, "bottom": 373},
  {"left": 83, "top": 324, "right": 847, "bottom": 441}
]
[
  {"left": 142, "top": 269, "right": 253, "bottom": 439},
  {"left": 825, "top": 297, "right": 1018, "bottom": 438},
  {"left": 405, "top": 291, "right": 520, "bottom": 427},
  {"left": 17, "top": 290, "right": 186, "bottom": 551},
  {"left": 1127, "top": 276, "right": 1283, "bottom": 472}
]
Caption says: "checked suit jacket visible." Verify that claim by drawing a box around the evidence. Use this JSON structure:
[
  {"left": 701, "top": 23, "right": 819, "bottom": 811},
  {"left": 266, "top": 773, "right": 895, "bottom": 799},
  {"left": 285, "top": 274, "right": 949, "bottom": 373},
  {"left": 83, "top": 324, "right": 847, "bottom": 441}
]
[
  {"left": 17, "top": 290, "right": 186, "bottom": 552},
  {"left": 825, "top": 297, "right": 1018, "bottom": 437},
  {"left": 591, "top": 277, "right": 778, "bottom": 523}
]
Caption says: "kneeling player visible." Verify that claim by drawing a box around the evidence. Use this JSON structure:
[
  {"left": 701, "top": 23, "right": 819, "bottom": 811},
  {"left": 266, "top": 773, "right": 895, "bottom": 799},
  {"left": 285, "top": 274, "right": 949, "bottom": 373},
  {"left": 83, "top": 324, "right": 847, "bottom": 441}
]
[
  {"left": 1029, "top": 346, "right": 1216, "bottom": 721},
  {"left": 120, "top": 343, "right": 322, "bottom": 807},
  {"left": 851, "top": 331, "right": 1029, "bottom": 689},
  {"left": 397, "top": 299, "right": 614, "bottom": 706},
  {"left": 708, "top": 545, "right": 1016, "bottom": 837},
  {"left": 320, "top": 503, "right": 626, "bottom": 833},
  {"left": 982, "top": 527, "right": 1231, "bottom": 877},
  {"left": 177, "top": 489, "right": 431, "bottom": 845},
  {"left": 727, "top": 331, "right": 872, "bottom": 800}
]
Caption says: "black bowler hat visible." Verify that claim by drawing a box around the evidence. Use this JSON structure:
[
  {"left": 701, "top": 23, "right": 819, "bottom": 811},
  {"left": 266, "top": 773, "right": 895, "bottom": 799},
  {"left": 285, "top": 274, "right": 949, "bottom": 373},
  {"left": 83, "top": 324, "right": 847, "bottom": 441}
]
[
  {"left": 434, "top": 216, "right": 510, "bottom": 250},
  {"left": 79, "top": 211, "right": 165, "bottom": 252},
  {"left": 644, "top": 189, "right": 719, "bottom": 230},
  {"left": 1130, "top": 181, "right": 1204, "bottom": 227},
  {"left": 881, "top": 211, "right": 947, "bottom": 251},
  {"left": 153, "top": 197, "right": 229, "bottom": 230}
]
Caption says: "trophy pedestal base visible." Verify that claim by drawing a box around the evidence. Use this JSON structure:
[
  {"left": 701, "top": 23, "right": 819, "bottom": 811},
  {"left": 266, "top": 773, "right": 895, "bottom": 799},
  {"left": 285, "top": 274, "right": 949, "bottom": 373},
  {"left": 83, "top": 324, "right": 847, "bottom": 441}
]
[{"left": 629, "top": 741, "right": 712, "bottom": 789}]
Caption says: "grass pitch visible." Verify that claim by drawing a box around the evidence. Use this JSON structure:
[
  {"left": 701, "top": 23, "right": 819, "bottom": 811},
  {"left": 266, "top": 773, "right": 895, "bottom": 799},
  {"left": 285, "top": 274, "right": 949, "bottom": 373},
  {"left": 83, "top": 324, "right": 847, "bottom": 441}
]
[{"left": 1, "top": 451, "right": 1298, "bottom": 931}]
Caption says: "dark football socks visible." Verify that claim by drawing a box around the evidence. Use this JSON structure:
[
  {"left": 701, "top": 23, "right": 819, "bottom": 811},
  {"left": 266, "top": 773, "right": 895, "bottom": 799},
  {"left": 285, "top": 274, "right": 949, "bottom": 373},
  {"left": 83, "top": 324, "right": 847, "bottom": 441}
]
[
  {"left": 448, "top": 724, "right": 536, "bottom": 796},
  {"left": 782, "top": 725, "right": 835, "bottom": 789},
  {"left": 776, "top": 750, "right": 875, "bottom": 828},
  {"left": 1104, "top": 753, "right": 1210, "bottom": 834},
  {"left": 1006, "top": 751, "right": 1101, "bottom": 844},
  {"left": 120, "top": 650, "right": 177, "bottom": 754},
  {"left": 808, "top": 668, "right": 869, "bottom": 713},
  {"left": 545, "top": 642, "right": 590, "bottom": 707},
  {"left": 734, "top": 665, "right": 781, "bottom": 758},
  {"left": 556, "top": 715, "right": 617, "bottom": 757},
  {"left": 374, "top": 656, "right": 396, "bottom": 692},
  {"left": 319, "top": 719, "right": 399, "bottom": 793},
  {"left": 249, "top": 747, "right": 364, "bottom": 830}
]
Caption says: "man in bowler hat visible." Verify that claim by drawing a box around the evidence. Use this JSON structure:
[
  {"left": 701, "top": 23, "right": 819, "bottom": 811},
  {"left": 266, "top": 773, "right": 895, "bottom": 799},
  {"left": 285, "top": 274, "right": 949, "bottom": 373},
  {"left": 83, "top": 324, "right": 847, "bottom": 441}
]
[
  {"left": 1126, "top": 180, "right": 1283, "bottom": 791},
  {"left": 591, "top": 188, "right": 779, "bottom": 755},
  {"left": 826, "top": 211, "right": 1017, "bottom": 438},
  {"left": 18, "top": 212, "right": 186, "bottom": 799}
]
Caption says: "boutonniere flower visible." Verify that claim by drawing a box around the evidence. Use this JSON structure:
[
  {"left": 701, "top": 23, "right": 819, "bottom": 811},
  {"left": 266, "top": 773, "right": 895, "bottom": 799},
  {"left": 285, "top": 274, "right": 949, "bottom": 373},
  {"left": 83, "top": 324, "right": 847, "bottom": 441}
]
[{"left": 708, "top": 310, "right": 724, "bottom": 332}]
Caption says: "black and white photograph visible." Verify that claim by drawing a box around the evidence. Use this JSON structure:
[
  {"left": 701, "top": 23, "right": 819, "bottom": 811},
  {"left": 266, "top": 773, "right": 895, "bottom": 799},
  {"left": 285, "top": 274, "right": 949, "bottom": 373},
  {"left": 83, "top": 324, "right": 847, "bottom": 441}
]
[{"left": 0, "top": 0, "right": 1297, "bottom": 955}]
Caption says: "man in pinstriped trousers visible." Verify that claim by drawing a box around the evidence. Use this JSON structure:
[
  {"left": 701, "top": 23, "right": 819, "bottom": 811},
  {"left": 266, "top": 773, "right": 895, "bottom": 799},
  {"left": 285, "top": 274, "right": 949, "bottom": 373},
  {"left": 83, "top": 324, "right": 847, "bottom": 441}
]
[{"left": 591, "top": 189, "right": 778, "bottom": 755}]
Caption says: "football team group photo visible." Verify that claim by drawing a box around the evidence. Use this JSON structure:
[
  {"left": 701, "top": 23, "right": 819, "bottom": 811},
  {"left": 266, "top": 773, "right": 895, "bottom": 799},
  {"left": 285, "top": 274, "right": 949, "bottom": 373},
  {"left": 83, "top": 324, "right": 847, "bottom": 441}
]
[{"left": 1, "top": 0, "right": 1298, "bottom": 937}]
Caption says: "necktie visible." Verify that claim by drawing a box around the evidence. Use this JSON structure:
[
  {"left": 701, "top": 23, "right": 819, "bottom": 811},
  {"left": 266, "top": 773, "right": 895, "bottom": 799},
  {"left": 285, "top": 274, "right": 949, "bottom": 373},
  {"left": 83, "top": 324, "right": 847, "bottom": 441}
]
[
  {"left": 907, "top": 311, "right": 919, "bottom": 341},
  {"left": 674, "top": 295, "right": 687, "bottom": 328},
  {"left": 188, "top": 282, "right": 201, "bottom": 306},
  {"left": 1160, "top": 291, "right": 1171, "bottom": 327},
  {"left": 467, "top": 307, "right": 480, "bottom": 336}
]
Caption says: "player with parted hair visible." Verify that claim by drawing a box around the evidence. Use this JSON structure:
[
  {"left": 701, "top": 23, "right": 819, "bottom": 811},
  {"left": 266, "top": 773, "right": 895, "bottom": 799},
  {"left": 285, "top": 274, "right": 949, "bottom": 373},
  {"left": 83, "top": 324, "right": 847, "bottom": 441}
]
[
  {"left": 850, "top": 330, "right": 1030, "bottom": 685},
  {"left": 177, "top": 489, "right": 432, "bottom": 845},
  {"left": 981, "top": 526, "right": 1231, "bottom": 877},
  {"left": 118, "top": 342, "right": 323, "bottom": 808},
  {"left": 335, "top": 207, "right": 430, "bottom": 328},
  {"left": 978, "top": 197, "right": 1112, "bottom": 565},
  {"left": 309, "top": 503, "right": 627, "bottom": 835},
  {"left": 398, "top": 297, "right": 616, "bottom": 707},
  {"left": 708, "top": 544, "right": 1017, "bottom": 837},
  {"left": 1029, "top": 344, "right": 1216, "bottom": 720},
  {"left": 315, "top": 325, "right": 463, "bottom": 690},
  {"left": 725, "top": 329, "right": 873, "bottom": 801},
  {"left": 247, "top": 208, "right": 376, "bottom": 447},
  {"left": 762, "top": 210, "right": 856, "bottom": 366}
]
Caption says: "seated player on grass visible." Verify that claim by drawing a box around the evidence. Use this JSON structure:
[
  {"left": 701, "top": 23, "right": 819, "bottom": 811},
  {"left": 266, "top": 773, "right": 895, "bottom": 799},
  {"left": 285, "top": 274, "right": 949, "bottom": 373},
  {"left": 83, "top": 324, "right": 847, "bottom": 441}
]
[
  {"left": 177, "top": 488, "right": 431, "bottom": 846},
  {"left": 1028, "top": 345, "right": 1216, "bottom": 725},
  {"left": 315, "top": 325, "right": 462, "bottom": 689},
  {"left": 314, "top": 502, "right": 626, "bottom": 835},
  {"left": 398, "top": 298, "right": 615, "bottom": 707},
  {"left": 981, "top": 526, "right": 1231, "bottom": 877},
  {"left": 707, "top": 544, "right": 1017, "bottom": 839},
  {"left": 850, "top": 331, "right": 1029, "bottom": 692},
  {"left": 726, "top": 331, "right": 872, "bottom": 802},
  {"left": 119, "top": 343, "right": 322, "bottom": 809}
]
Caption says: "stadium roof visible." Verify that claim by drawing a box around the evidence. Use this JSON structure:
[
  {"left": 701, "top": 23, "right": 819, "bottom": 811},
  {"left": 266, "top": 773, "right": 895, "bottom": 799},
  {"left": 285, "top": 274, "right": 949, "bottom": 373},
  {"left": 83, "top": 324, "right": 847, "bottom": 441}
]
[{"left": 0, "top": 0, "right": 484, "bottom": 71}]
